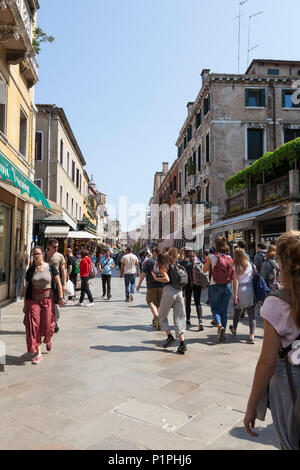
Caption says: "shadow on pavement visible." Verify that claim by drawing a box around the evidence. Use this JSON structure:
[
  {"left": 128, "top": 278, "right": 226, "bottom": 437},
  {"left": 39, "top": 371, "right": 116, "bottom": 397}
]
[
  {"left": 90, "top": 344, "right": 165, "bottom": 353},
  {"left": 4, "top": 352, "right": 33, "bottom": 366},
  {"left": 97, "top": 325, "right": 153, "bottom": 332},
  {"left": 0, "top": 330, "right": 25, "bottom": 335},
  {"left": 229, "top": 425, "right": 280, "bottom": 449}
]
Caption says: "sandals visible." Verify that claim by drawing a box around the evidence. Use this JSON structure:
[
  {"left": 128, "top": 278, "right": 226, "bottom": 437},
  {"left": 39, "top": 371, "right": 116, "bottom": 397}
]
[{"left": 229, "top": 325, "right": 237, "bottom": 336}]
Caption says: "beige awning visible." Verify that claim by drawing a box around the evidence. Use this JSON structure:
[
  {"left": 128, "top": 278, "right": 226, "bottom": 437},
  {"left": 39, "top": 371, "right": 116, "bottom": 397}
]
[
  {"left": 67, "top": 231, "right": 99, "bottom": 240},
  {"left": 44, "top": 225, "right": 70, "bottom": 238}
]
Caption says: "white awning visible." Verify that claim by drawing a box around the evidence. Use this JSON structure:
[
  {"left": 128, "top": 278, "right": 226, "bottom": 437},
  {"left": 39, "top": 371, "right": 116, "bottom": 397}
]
[
  {"left": 44, "top": 225, "right": 70, "bottom": 238},
  {"left": 67, "top": 231, "right": 99, "bottom": 239},
  {"left": 207, "top": 206, "right": 282, "bottom": 233}
]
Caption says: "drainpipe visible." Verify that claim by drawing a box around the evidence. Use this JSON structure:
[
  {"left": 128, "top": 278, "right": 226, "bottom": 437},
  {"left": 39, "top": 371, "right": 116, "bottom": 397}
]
[
  {"left": 47, "top": 112, "right": 52, "bottom": 200},
  {"left": 272, "top": 84, "right": 277, "bottom": 150}
]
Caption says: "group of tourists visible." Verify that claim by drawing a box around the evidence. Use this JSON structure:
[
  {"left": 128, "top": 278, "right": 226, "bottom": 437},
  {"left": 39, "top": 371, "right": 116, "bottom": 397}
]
[{"left": 20, "top": 231, "right": 300, "bottom": 449}]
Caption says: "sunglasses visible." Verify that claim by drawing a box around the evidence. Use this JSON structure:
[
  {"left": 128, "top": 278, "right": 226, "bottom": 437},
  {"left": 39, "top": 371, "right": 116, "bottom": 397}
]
[
  {"left": 33, "top": 253, "right": 43, "bottom": 256},
  {"left": 52, "top": 246, "right": 59, "bottom": 249}
]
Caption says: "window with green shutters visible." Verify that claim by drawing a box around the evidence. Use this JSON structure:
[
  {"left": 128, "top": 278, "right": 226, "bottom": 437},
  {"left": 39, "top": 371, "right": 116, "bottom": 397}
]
[
  {"left": 247, "top": 128, "right": 263, "bottom": 160},
  {"left": 282, "top": 89, "right": 300, "bottom": 108},
  {"left": 246, "top": 88, "right": 266, "bottom": 107}
]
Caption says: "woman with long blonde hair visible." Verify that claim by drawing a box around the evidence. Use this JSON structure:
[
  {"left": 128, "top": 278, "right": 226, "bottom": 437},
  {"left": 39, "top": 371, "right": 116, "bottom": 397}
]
[
  {"left": 230, "top": 248, "right": 257, "bottom": 344},
  {"left": 244, "top": 231, "right": 300, "bottom": 449}
]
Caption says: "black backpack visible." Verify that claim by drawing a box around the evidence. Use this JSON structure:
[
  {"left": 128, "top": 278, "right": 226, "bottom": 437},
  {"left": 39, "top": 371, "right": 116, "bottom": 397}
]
[{"left": 169, "top": 264, "right": 188, "bottom": 290}]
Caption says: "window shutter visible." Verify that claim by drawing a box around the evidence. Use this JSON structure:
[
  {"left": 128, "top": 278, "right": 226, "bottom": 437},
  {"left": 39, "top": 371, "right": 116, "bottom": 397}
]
[
  {"left": 282, "top": 90, "right": 286, "bottom": 108},
  {"left": 260, "top": 89, "right": 265, "bottom": 107},
  {"left": 246, "top": 89, "right": 249, "bottom": 107}
]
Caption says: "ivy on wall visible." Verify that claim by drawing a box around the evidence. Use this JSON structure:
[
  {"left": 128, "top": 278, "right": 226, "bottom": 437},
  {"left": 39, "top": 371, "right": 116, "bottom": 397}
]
[{"left": 225, "top": 137, "right": 300, "bottom": 196}]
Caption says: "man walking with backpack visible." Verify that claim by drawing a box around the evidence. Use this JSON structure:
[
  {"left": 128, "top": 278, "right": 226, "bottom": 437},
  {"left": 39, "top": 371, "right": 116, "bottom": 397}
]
[
  {"left": 203, "top": 236, "right": 233, "bottom": 343},
  {"left": 100, "top": 249, "right": 115, "bottom": 300},
  {"left": 254, "top": 243, "right": 267, "bottom": 275}
]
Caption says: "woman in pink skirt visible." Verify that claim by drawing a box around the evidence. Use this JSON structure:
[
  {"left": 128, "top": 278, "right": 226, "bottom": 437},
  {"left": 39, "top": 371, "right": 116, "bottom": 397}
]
[{"left": 23, "top": 245, "right": 64, "bottom": 364}]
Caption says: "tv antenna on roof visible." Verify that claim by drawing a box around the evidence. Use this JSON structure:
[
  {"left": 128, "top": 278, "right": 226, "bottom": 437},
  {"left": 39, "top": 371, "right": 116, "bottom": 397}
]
[
  {"left": 247, "top": 11, "right": 263, "bottom": 67},
  {"left": 236, "top": 0, "right": 249, "bottom": 74}
]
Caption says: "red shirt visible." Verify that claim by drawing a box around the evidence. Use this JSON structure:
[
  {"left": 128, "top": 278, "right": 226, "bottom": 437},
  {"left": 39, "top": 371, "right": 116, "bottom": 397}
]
[{"left": 79, "top": 256, "right": 91, "bottom": 277}]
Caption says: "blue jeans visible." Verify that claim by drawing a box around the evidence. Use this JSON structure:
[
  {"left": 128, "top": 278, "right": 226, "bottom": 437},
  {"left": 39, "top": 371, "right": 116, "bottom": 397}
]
[
  {"left": 124, "top": 274, "right": 136, "bottom": 299},
  {"left": 209, "top": 284, "right": 232, "bottom": 329}
]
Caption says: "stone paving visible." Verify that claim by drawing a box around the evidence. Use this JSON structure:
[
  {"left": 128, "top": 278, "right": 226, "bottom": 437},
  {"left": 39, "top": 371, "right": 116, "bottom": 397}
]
[{"left": 0, "top": 270, "right": 279, "bottom": 450}]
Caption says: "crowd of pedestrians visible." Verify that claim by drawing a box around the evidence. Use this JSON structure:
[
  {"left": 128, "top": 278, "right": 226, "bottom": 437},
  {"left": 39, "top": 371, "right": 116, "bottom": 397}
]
[{"left": 20, "top": 231, "right": 300, "bottom": 449}]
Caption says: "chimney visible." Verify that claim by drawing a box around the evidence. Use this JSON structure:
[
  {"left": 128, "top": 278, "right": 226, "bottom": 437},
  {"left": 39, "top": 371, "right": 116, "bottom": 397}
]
[
  {"left": 187, "top": 102, "right": 194, "bottom": 116},
  {"left": 162, "top": 162, "right": 168, "bottom": 174},
  {"left": 201, "top": 68, "right": 210, "bottom": 86}
]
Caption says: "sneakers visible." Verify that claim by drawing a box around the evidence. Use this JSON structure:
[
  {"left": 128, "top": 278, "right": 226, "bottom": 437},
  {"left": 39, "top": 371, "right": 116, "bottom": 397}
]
[
  {"left": 218, "top": 326, "right": 226, "bottom": 343},
  {"left": 177, "top": 343, "right": 187, "bottom": 355},
  {"left": 247, "top": 336, "right": 255, "bottom": 344},
  {"left": 32, "top": 355, "right": 42, "bottom": 365},
  {"left": 163, "top": 334, "right": 175, "bottom": 349},
  {"left": 152, "top": 317, "right": 160, "bottom": 330},
  {"left": 125, "top": 298, "right": 130, "bottom": 302},
  {"left": 129, "top": 293, "right": 134, "bottom": 302},
  {"left": 107, "top": 295, "right": 112, "bottom": 300},
  {"left": 198, "top": 323, "right": 204, "bottom": 332},
  {"left": 54, "top": 323, "right": 59, "bottom": 333},
  {"left": 86, "top": 302, "right": 95, "bottom": 307},
  {"left": 46, "top": 340, "right": 52, "bottom": 352},
  {"left": 186, "top": 320, "right": 191, "bottom": 327},
  {"left": 75, "top": 302, "right": 83, "bottom": 306},
  {"left": 101, "top": 294, "right": 106, "bottom": 299}
]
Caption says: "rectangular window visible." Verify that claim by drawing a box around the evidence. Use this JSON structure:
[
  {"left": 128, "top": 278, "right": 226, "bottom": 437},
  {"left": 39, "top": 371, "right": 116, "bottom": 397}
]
[
  {"left": 206, "top": 184, "right": 210, "bottom": 203},
  {"left": 284, "top": 128, "right": 300, "bottom": 143},
  {"left": 76, "top": 202, "right": 78, "bottom": 219},
  {"left": 246, "top": 88, "right": 266, "bottom": 107},
  {"left": 178, "top": 171, "right": 182, "bottom": 194},
  {"left": 206, "top": 134, "right": 210, "bottom": 163},
  {"left": 34, "top": 179, "right": 42, "bottom": 190},
  {"left": 79, "top": 173, "right": 82, "bottom": 192},
  {"left": 60, "top": 185, "right": 63, "bottom": 206},
  {"left": 67, "top": 151, "right": 70, "bottom": 174},
  {"left": 204, "top": 94, "right": 210, "bottom": 115},
  {"left": 268, "top": 69, "right": 279, "bottom": 75},
  {"left": 71, "top": 198, "right": 74, "bottom": 216},
  {"left": 60, "top": 139, "right": 63, "bottom": 165},
  {"left": 72, "top": 161, "right": 75, "bottom": 182},
  {"left": 173, "top": 175, "right": 177, "bottom": 192},
  {"left": 0, "top": 74, "right": 7, "bottom": 135},
  {"left": 247, "top": 128, "right": 264, "bottom": 160},
  {"left": 282, "top": 89, "right": 300, "bottom": 108},
  {"left": 195, "top": 111, "right": 201, "bottom": 129},
  {"left": 19, "top": 108, "right": 27, "bottom": 157},
  {"left": 76, "top": 168, "right": 79, "bottom": 188},
  {"left": 187, "top": 125, "right": 192, "bottom": 142},
  {"left": 197, "top": 145, "right": 201, "bottom": 172},
  {"left": 184, "top": 164, "right": 187, "bottom": 185},
  {"left": 35, "top": 132, "right": 43, "bottom": 161},
  {"left": 66, "top": 192, "right": 69, "bottom": 211},
  {"left": 184, "top": 136, "right": 187, "bottom": 149}
]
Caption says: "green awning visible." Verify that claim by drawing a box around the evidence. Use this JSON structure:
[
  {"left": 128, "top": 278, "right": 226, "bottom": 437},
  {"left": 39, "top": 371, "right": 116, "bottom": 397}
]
[{"left": 0, "top": 150, "right": 50, "bottom": 209}]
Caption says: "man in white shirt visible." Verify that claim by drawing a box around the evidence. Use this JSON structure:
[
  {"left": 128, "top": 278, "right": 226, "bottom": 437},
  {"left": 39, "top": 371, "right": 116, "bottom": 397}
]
[{"left": 120, "top": 247, "right": 140, "bottom": 302}]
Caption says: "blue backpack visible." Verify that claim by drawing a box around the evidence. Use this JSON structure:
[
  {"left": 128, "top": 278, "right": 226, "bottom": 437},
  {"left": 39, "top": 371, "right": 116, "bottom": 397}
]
[{"left": 251, "top": 263, "right": 270, "bottom": 301}]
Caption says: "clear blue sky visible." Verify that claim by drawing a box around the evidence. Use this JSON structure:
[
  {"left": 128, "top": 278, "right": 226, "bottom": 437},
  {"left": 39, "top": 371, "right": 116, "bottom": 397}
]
[{"left": 36, "top": 0, "right": 300, "bottom": 226}]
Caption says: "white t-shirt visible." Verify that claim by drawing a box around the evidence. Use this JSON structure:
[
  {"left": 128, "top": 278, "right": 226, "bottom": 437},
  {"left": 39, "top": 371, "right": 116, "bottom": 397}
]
[
  {"left": 233, "top": 261, "right": 253, "bottom": 284},
  {"left": 122, "top": 253, "right": 139, "bottom": 274},
  {"left": 261, "top": 296, "right": 300, "bottom": 365}
]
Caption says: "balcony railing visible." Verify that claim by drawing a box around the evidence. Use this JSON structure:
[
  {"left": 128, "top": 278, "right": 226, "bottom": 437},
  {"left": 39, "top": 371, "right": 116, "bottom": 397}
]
[
  {"left": 225, "top": 171, "right": 299, "bottom": 216},
  {"left": 16, "top": 0, "right": 32, "bottom": 40}
]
